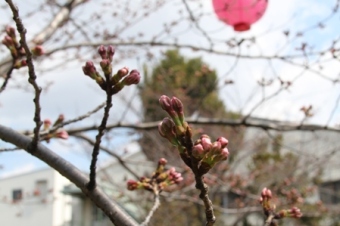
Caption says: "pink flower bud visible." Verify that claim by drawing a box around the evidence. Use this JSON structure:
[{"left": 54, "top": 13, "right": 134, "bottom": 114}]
[
  {"left": 192, "top": 143, "right": 204, "bottom": 158},
  {"left": 55, "top": 130, "right": 68, "bottom": 139},
  {"left": 31, "top": 45, "right": 44, "bottom": 56},
  {"left": 127, "top": 180, "right": 139, "bottom": 190},
  {"left": 20, "top": 59, "right": 27, "bottom": 67},
  {"left": 117, "top": 67, "right": 129, "bottom": 79},
  {"left": 82, "top": 61, "right": 97, "bottom": 79},
  {"left": 201, "top": 135, "right": 212, "bottom": 151},
  {"left": 171, "top": 97, "right": 184, "bottom": 114},
  {"left": 158, "top": 158, "right": 167, "bottom": 166},
  {"left": 98, "top": 45, "right": 107, "bottom": 59},
  {"left": 158, "top": 118, "right": 176, "bottom": 138},
  {"left": 5, "top": 26, "right": 16, "bottom": 38},
  {"left": 220, "top": 148, "right": 229, "bottom": 160},
  {"left": 261, "top": 187, "right": 272, "bottom": 199},
  {"left": 2, "top": 35, "right": 14, "bottom": 47},
  {"left": 159, "top": 95, "right": 172, "bottom": 112},
  {"left": 43, "top": 119, "right": 52, "bottom": 131},
  {"left": 289, "top": 207, "right": 302, "bottom": 218},
  {"left": 168, "top": 167, "right": 183, "bottom": 184},
  {"left": 107, "top": 45, "right": 115, "bottom": 61},
  {"left": 122, "top": 69, "right": 140, "bottom": 85},
  {"left": 217, "top": 137, "right": 229, "bottom": 148}
]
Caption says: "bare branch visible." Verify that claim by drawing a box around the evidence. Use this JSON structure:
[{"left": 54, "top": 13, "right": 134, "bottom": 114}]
[
  {"left": 0, "top": 124, "right": 138, "bottom": 226},
  {"left": 65, "top": 117, "right": 340, "bottom": 135},
  {"left": 6, "top": 0, "right": 42, "bottom": 148},
  {"left": 141, "top": 194, "right": 161, "bottom": 226}
]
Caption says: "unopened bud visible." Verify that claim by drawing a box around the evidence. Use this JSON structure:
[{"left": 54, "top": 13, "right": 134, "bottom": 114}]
[
  {"left": 127, "top": 180, "right": 139, "bottom": 190},
  {"left": 122, "top": 69, "right": 140, "bottom": 85},
  {"left": 31, "top": 45, "right": 44, "bottom": 56},
  {"left": 98, "top": 45, "right": 107, "bottom": 59},
  {"left": 55, "top": 130, "right": 69, "bottom": 139},
  {"left": 111, "top": 67, "right": 129, "bottom": 85},
  {"left": 158, "top": 158, "right": 167, "bottom": 166},
  {"left": 107, "top": 45, "right": 115, "bottom": 61},
  {"left": 5, "top": 26, "right": 16, "bottom": 38}
]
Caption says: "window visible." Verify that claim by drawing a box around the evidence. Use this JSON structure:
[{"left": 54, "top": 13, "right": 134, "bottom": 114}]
[
  {"left": 12, "top": 189, "right": 22, "bottom": 202},
  {"left": 35, "top": 180, "right": 48, "bottom": 200},
  {"left": 319, "top": 180, "right": 340, "bottom": 205}
]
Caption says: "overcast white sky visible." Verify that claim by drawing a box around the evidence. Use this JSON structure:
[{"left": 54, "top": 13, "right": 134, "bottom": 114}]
[{"left": 1, "top": 0, "right": 340, "bottom": 178}]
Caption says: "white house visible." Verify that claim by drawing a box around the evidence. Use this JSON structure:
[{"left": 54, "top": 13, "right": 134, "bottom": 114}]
[{"left": 0, "top": 168, "right": 72, "bottom": 226}]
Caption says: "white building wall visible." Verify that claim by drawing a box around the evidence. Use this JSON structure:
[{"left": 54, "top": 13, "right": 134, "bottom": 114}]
[
  {"left": 0, "top": 168, "right": 72, "bottom": 226},
  {"left": 52, "top": 170, "right": 72, "bottom": 226}
]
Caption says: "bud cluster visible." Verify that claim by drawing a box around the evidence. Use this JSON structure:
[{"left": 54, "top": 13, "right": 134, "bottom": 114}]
[
  {"left": 193, "top": 135, "right": 229, "bottom": 166},
  {"left": 127, "top": 158, "right": 183, "bottom": 193},
  {"left": 2, "top": 25, "right": 44, "bottom": 69},
  {"left": 82, "top": 45, "right": 140, "bottom": 93},
  {"left": 41, "top": 114, "right": 69, "bottom": 142},
  {"left": 159, "top": 95, "right": 188, "bottom": 136},
  {"left": 278, "top": 207, "right": 303, "bottom": 218},
  {"left": 158, "top": 95, "right": 230, "bottom": 174},
  {"left": 259, "top": 187, "right": 302, "bottom": 222}
]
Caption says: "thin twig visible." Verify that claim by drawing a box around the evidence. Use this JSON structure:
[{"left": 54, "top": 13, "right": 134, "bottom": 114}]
[
  {"left": 140, "top": 194, "right": 160, "bottom": 226},
  {"left": 51, "top": 101, "right": 106, "bottom": 132},
  {"left": 195, "top": 175, "right": 216, "bottom": 226},
  {"left": 6, "top": 0, "right": 42, "bottom": 149},
  {"left": 87, "top": 76, "right": 113, "bottom": 190},
  {"left": 64, "top": 117, "right": 340, "bottom": 135},
  {"left": 264, "top": 214, "right": 277, "bottom": 226},
  {"left": 0, "top": 61, "right": 15, "bottom": 93},
  {"left": 0, "top": 147, "right": 21, "bottom": 152}
]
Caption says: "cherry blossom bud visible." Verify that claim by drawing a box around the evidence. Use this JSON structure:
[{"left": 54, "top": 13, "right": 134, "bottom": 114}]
[
  {"left": 158, "top": 158, "right": 167, "bottom": 166},
  {"left": 158, "top": 118, "right": 180, "bottom": 146},
  {"left": 171, "top": 97, "right": 183, "bottom": 114},
  {"left": 31, "top": 45, "right": 44, "bottom": 56},
  {"left": 43, "top": 119, "right": 52, "bottom": 131},
  {"left": 201, "top": 135, "right": 212, "bottom": 151},
  {"left": 171, "top": 97, "right": 185, "bottom": 124},
  {"left": 107, "top": 45, "right": 115, "bottom": 61},
  {"left": 290, "top": 207, "right": 302, "bottom": 218},
  {"left": 127, "top": 180, "right": 139, "bottom": 190},
  {"left": 192, "top": 143, "right": 204, "bottom": 159},
  {"left": 217, "top": 137, "right": 229, "bottom": 148},
  {"left": 159, "top": 95, "right": 172, "bottom": 112},
  {"left": 122, "top": 69, "right": 140, "bottom": 85},
  {"left": 82, "top": 61, "right": 98, "bottom": 79},
  {"left": 219, "top": 148, "right": 229, "bottom": 160},
  {"left": 55, "top": 130, "right": 69, "bottom": 139},
  {"left": 5, "top": 26, "right": 16, "bottom": 38},
  {"left": 261, "top": 187, "right": 272, "bottom": 199},
  {"left": 167, "top": 167, "right": 183, "bottom": 184},
  {"left": 13, "top": 59, "right": 27, "bottom": 69},
  {"left": 111, "top": 67, "right": 129, "bottom": 86},
  {"left": 2, "top": 36, "right": 14, "bottom": 47},
  {"left": 98, "top": 45, "right": 107, "bottom": 59}
]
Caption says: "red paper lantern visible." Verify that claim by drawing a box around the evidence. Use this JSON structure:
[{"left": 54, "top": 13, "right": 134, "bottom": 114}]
[{"left": 212, "top": 0, "right": 268, "bottom": 32}]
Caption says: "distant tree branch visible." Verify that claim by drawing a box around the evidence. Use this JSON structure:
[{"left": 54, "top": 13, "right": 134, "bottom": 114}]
[{"left": 64, "top": 117, "right": 340, "bottom": 135}]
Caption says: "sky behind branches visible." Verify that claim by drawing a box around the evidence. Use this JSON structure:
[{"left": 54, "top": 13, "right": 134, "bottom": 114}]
[{"left": 1, "top": 0, "right": 340, "bottom": 177}]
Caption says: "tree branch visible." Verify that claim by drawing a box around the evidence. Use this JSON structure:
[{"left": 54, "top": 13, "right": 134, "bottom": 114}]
[{"left": 0, "top": 124, "right": 138, "bottom": 226}]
